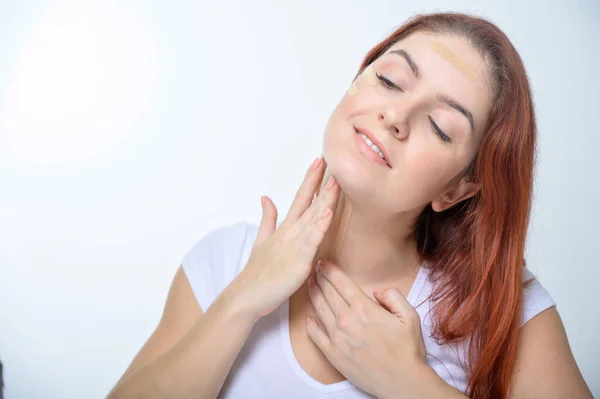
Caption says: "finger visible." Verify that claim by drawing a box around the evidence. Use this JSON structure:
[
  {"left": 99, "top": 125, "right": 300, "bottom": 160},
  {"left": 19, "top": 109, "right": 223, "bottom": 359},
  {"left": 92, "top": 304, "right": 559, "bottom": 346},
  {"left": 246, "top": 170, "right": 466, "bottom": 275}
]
[
  {"left": 255, "top": 196, "right": 278, "bottom": 246},
  {"left": 308, "top": 274, "right": 337, "bottom": 335},
  {"left": 315, "top": 265, "right": 349, "bottom": 319},
  {"left": 298, "top": 172, "right": 340, "bottom": 231},
  {"left": 286, "top": 156, "right": 325, "bottom": 223},
  {"left": 314, "top": 170, "right": 342, "bottom": 217},
  {"left": 297, "top": 175, "right": 341, "bottom": 257},
  {"left": 306, "top": 315, "right": 332, "bottom": 353},
  {"left": 296, "top": 171, "right": 337, "bottom": 230},
  {"left": 317, "top": 261, "right": 366, "bottom": 307},
  {"left": 308, "top": 301, "right": 327, "bottom": 332},
  {"left": 373, "top": 287, "right": 414, "bottom": 318}
]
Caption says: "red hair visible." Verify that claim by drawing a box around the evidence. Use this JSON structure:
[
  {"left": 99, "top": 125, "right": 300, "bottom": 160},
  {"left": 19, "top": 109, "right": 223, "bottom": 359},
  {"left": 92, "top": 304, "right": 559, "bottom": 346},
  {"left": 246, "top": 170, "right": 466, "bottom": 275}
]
[{"left": 355, "top": 12, "right": 537, "bottom": 398}]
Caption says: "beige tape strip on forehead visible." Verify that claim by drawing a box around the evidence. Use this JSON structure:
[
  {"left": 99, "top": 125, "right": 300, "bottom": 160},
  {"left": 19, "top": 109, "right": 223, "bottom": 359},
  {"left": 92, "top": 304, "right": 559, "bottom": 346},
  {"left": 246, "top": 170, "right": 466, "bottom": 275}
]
[{"left": 430, "top": 40, "right": 476, "bottom": 81}]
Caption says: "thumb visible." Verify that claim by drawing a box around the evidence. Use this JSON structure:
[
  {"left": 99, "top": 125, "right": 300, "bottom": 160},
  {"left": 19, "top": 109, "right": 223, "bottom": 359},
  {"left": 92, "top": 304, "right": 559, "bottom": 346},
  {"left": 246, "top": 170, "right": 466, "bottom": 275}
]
[
  {"left": 256, "top": 196, "right": 277, "bottom": 245},
  {"left": 373, "top": 287, "right": 410, "bottom": 317}
]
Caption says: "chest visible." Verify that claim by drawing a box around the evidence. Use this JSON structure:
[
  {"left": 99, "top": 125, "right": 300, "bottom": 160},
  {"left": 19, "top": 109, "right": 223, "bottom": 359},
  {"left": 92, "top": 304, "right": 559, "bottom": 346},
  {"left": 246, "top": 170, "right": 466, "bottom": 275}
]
[
  {"left": 285, "top": 277, "right": 421, "bottom": 387},
  {"left": 221, "top": 273, "right": 470, "bottom": 398},
  {"left": 288, "top": 303, "right": 347, "bottom": 385}
]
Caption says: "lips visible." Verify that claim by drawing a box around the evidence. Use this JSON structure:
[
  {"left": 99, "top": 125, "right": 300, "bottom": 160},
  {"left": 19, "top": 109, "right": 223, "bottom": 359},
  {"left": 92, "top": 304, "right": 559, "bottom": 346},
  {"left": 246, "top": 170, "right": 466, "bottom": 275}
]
[{"left": 353, "top": 126, "right": 392, "bottom": 167}]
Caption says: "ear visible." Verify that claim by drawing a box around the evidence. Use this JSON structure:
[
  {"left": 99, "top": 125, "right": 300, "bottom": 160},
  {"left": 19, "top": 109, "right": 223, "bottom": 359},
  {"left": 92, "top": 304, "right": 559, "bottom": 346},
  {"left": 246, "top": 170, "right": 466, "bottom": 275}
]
[{"left": 431, "top": 177, "right": 480, "bottom": 212}]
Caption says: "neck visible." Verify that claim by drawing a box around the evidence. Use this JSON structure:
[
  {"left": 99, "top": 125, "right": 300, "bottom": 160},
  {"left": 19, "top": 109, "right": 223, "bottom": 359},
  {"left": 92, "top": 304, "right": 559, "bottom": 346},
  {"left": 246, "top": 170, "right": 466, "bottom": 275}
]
[{"left": 313, "top": 168, "right": 423, "bottom": 288}]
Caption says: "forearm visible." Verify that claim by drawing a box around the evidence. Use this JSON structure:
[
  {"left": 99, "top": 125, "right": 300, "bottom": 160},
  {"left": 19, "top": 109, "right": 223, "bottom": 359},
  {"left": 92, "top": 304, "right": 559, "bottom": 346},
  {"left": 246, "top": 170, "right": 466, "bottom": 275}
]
[{"left": 108, "top": 288, "right": 256, "bottom": 399}]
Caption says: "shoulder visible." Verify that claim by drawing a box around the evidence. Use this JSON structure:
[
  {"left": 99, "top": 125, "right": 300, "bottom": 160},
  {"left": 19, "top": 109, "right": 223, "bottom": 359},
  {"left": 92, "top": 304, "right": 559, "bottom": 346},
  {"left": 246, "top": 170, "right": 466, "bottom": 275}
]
[
  {"left": 511, "top": 298, "right": 592, "bottom": 397},
  {"left": 182, "top": 220, "right": 258, "bottom": 264},
  {"left": 520, "top": 267, "right": 556, "bottom": 327},
  {"left": 181, "top": 220, "right": 259, "bottom": 311},
  {"left": 510, "top": 269, "right": 592, "bottom": 396}
]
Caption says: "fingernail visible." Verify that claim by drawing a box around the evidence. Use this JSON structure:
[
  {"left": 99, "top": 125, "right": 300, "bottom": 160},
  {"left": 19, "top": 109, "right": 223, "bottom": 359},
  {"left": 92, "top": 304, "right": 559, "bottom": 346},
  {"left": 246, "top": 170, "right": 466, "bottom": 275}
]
[
  {"left": 316, "top": 260, "right": 322, "bottom": 273},
  {"left": 326, "top": 175, "right": 336, "bottom": 189},
  {"left": 311, "top": 156, "right": 322, "bottom": 169}
]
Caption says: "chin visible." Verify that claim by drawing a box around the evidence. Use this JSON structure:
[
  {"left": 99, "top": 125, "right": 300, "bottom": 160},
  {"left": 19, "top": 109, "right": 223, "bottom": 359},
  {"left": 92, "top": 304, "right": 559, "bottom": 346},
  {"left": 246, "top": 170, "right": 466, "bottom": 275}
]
[
  {"left": 324, "top": 125, "right": 380, "bottom": 174},
  {"left": 322, "top": 144, "right": 376, "bottom": 202}
]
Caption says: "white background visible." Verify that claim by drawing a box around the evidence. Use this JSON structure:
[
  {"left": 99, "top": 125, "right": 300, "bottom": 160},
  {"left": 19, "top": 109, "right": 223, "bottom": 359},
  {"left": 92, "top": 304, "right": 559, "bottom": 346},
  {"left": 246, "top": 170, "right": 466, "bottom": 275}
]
[{"left": 0, "top": 0, "right": 598, "bottom": 397}]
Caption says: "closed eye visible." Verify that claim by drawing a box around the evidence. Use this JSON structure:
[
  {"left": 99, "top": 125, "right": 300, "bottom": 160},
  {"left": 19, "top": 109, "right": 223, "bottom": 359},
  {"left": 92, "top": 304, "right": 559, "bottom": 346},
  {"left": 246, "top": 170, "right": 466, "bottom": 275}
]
[
  {"left": 428, "top": 116, "right": 452, "bottom": 143},
  {"left": 376, "top": 72, "right": 404, "bottom": 92},
  {"left": 376, "top": 72, "right": 451, "bottom": 143}
]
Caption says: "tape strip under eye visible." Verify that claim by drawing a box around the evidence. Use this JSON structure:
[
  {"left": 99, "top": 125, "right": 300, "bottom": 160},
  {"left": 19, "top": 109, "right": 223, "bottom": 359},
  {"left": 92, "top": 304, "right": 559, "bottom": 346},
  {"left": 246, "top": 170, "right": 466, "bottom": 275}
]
[
  {"left": 361, "top": 64, "right": 377, "bottom": 86},
  {"left": 347, "top": 64, "right": 377, "bottom": 96},
  {"left": 348, "top": 82, "right": 358, "bottom": 96}
]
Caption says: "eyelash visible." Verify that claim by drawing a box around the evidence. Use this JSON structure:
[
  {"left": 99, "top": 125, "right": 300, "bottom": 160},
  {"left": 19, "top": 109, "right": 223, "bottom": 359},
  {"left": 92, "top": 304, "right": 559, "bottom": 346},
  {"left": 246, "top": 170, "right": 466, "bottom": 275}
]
[{"left": 375, "top": 72, "right": 452, "bottom": 143}]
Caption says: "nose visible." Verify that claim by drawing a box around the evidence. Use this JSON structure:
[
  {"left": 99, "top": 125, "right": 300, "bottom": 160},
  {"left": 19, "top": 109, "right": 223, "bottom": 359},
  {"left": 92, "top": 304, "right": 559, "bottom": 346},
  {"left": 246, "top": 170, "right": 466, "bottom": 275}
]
[{"left": 378, "top": 109, "right": 408, "bottom": 140}]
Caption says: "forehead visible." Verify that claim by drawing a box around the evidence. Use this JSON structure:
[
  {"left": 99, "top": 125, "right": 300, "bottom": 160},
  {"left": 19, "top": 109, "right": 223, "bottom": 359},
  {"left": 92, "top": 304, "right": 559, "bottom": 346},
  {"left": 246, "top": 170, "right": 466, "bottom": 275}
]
[{"left": 381, "top": 32, "right": 493, "bottom": 138}]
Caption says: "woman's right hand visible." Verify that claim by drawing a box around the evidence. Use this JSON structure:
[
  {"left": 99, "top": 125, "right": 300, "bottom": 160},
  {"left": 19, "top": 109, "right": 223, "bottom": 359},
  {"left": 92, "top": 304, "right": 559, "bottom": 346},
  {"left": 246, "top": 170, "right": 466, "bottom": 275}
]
[{"left": 231, "top": 156, "right": 341, "bottom": 321}]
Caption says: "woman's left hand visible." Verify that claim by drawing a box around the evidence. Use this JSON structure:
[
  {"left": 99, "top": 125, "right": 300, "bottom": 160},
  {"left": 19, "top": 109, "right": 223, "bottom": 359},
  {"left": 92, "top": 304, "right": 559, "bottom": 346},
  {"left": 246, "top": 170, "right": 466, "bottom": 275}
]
[{"left": 306, "top": 260, "right": 451, "bottom": 399}]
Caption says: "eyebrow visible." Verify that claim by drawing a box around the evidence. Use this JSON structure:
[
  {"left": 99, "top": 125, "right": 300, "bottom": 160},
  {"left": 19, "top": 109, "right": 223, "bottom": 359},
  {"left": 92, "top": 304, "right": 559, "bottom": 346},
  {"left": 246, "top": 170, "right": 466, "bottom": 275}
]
[
  {"left": 389, "top": 49, "right": 476, "bottom": 134},
  {"left": 390, "top": 49, "right": 420, "bottom": 79}
]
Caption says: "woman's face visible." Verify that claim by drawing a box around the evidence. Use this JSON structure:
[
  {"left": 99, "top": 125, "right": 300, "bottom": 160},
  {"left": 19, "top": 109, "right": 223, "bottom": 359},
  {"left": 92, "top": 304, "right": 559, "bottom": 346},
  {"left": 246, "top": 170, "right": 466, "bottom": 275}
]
[{"left": 322, "top": 32, "right": 494, "bottom": 215}]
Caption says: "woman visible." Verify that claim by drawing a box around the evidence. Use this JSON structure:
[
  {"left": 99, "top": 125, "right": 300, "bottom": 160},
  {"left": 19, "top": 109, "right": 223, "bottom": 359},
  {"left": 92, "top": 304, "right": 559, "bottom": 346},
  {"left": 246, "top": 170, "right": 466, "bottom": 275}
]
[{"left": 109, "top": 12, "right": 592, "bottom": 399}]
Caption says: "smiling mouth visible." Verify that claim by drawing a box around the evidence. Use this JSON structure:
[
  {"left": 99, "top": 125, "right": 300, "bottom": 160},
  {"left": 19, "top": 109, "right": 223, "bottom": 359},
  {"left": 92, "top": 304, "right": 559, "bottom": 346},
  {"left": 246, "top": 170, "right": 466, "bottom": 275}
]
[{"left": 353, "top": 127, "right": 390, "bottom": 167}]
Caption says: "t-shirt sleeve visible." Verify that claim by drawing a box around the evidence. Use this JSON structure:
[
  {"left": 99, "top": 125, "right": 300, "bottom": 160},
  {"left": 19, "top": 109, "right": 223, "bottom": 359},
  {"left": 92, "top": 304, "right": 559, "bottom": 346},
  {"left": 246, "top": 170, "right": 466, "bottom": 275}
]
[
  {"left": 520, "top": 267, "right": 556, "bottom": 327},
  {"left": 181, "top": 220, "right": 256, "bottom": 312}
]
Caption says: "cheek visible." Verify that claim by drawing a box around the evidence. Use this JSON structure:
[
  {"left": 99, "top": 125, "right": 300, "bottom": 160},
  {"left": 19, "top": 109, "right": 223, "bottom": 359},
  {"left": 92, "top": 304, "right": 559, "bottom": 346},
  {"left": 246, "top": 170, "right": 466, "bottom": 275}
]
[
  {"left": 322, "top": 110, "right": 343, "bottom": 156},
  {"left": 323, "top": 75, "right": 384, "bottom": 138},
  {"left": 401, "top": 149, "right": 457, "bottom": 197},
  {"left": 414, "top": 152, "right": 450, "bottom": 178},
  {"left": 322, "top": 99, "right": 355, "bottom": 156}
]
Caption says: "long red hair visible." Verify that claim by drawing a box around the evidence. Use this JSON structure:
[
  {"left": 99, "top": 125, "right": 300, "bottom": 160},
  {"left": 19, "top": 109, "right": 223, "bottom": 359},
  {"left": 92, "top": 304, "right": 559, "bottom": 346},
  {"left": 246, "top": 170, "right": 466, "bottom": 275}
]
[{"left": 355, "top": 12, "right": 537, "bottom": 398}]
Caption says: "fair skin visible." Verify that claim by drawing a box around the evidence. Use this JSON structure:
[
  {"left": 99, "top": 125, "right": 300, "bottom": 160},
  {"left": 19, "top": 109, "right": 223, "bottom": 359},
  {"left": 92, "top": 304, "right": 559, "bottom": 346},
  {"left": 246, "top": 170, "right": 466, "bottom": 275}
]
[
  {"left": 287, "top": 31, "right": 490, "bottom": 392},
  {"left": 109, "top": 32, "right": 592, "bottom": 398}
]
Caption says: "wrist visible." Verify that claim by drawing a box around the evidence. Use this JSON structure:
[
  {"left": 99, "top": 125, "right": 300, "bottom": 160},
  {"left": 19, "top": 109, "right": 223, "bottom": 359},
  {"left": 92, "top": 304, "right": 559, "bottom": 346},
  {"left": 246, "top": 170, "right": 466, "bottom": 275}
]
[
  {"left": 213, "top": 283, "right": 260, "bottom": 327},
  {"left": 378, "top": 362, "right": 466, "bottom": 399},
  {"left": 413, "top": 363, "right": 468, "bottom": 399}
]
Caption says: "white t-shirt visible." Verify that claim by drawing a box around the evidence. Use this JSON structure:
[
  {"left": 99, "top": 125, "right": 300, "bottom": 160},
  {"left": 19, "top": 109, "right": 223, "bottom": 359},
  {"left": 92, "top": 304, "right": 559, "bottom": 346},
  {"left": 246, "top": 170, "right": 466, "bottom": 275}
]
[{"left": 182, "top": 221, "right": 556, "bottom": 398}]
